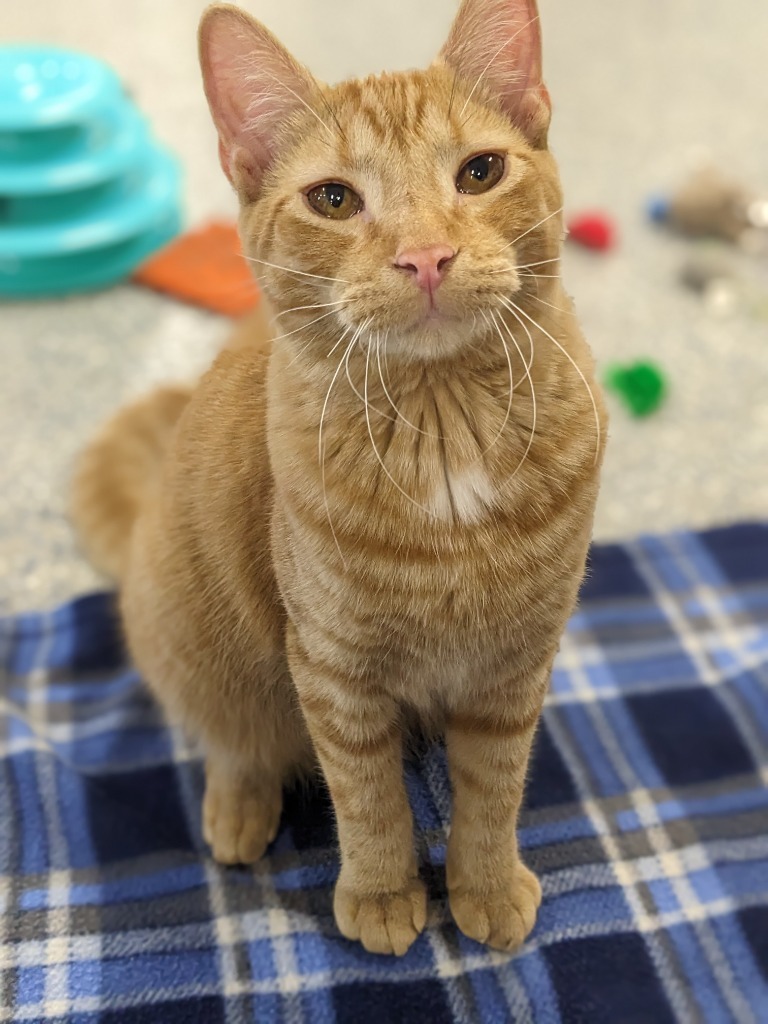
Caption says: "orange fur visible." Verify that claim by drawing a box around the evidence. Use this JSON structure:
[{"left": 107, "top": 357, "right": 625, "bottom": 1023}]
[
  {"left": 71, "top": 385, "right": 192, "bottom": 579},
  {"left": 71, "top": 0, "right": 606, "bottom": 955}
]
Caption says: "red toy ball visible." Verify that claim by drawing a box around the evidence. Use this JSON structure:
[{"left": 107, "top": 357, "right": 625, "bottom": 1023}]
[{"left": 567, "top": 212, "right": 616, "bottom": 251}]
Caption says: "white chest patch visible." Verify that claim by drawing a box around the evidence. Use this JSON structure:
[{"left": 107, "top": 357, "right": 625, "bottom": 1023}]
[{"left": 430, "top": 464, "right": 496, "bottom": 524}]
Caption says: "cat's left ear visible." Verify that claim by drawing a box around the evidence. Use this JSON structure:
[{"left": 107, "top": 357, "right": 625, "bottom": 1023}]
[
  {"left": 199, "top": 3, "right": 319, "bottom": 201},
  {"left": 439, "top": 0, "right": 551, "bottom": 148}
]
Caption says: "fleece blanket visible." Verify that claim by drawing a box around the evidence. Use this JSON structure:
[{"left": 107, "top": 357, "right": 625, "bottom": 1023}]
[{"left": 1, "top": 524, "right": 767, "bottom": 1023}]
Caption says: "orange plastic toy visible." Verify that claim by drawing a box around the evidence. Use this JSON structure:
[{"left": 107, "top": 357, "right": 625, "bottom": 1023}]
[{"left": 133, "top": 220, "right": 259, "bottom": 316}]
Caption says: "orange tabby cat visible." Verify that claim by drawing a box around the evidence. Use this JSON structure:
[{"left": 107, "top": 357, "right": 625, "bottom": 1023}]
[{"left": 72, "top": 0, "right": 606, "bottom": 955}]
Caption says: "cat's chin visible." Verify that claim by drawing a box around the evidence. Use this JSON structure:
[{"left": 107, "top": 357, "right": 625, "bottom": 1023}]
[
  {"left": 403, "top": 309, "right": 460, "bottom": 334},
  {"left": 385, "top": 317, "right": 479, "bottom": 364}
]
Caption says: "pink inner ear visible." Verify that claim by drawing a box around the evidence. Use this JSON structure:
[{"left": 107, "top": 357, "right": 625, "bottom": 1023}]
[
  {"left": 440, "top": 0, "right": 551, "bottom": 146},
  {"left": 199, "top": 7, "right": 318, "bottom": 197}
]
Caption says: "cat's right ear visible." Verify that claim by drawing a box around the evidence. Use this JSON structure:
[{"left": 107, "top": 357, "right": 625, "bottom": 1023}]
[
  {"left": 439, "top": 0, "right": 551, "bottom": 148},
  {"left": 198, "top": 4, "right": 318, "bottom": 201}
]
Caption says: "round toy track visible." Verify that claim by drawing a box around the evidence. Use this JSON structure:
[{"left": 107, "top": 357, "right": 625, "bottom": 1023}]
[{"left": 0, "top": 45, "right": 182, "bottom": 298}]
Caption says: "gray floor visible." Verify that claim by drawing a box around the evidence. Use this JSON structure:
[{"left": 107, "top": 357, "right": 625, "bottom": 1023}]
[{"left": 3, "top": 0, "right": 767, "bottom": 613}]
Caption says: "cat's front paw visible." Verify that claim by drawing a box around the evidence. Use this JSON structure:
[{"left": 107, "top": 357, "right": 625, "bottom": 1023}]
[
  {"left": 334, "top": 878, "right": 427, "bottom": 956},
  {"left": 203, "top": 783, "right": 281, "bottom": 865},
  {"left": 449, "top": 862, "right": 542, "bottom": 952}
]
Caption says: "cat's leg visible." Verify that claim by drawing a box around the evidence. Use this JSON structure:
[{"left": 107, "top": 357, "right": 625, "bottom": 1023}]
[
  {"left": 130, "top": 632, "right": 306, "bottom": 864},
  {"left": 202, "top": 745, "right": 284, "bottom": 865},
  {"left": 120, "top": 489, "right": 310, "bottom": 865},
  {"left": 125, "top": 571, "right": 308, "bottom": 863},
  {"left": 445, "top": 665, "right": 549, "bottom": 951},
  {"left": 198, "top": 666, "right": 312, "bottom": 865},
  {"left": 287, "top": 627, "right": 426, "bottom": 956}
]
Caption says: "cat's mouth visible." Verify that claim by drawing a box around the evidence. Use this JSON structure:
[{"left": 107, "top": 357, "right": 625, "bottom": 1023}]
[
  {"left": 402, "top": 300, "right": 461, "bottom": 334},
  {"left": 403, "top": 310, "right": 459, "bottom": 334}
]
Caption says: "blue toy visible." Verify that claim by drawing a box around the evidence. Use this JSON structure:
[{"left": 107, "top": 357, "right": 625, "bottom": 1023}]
[
  {"left": 0, "top": 46, "right": 181, "bottom": 297},
  {"left": 646, "top": 195, "right": 670, "bottom": 224}
]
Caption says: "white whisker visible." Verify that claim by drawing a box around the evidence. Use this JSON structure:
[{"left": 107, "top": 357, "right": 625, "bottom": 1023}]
[
  {"left": 285, "top": 334, "right": 320, "bottom": 369},
  {"left": 529, "top": 293, "right": 577, "bottom": 317},
  {"left": 375, "top": 333, "right": 432, "bottom": 435},
  {"left": 497, "top": 304, "right": 538, "bottom": 481},
  {"left": 270, "top": 307, "right": 344, "bottom": 343},
  {"left": 486, "top": 256, "right": 560, "bottom": 277},
  {"left": 315, "top": 87, "right": 348, "bottom": 144},
  {"left": 318, "top": 323, "right": 368, "bottom": 570},
  {"left": 489, "top": 260, "right": 561, "bottom": 280},
  {"left": 471, "top": 310, "right": 514, "bottom": 462},
  {"left": 501, "top": 297, "right": 601, "bottom": 464},
  {"left": 515, "top": 257, "right": 561, "bottom": 270},
  {"left": 363, "top": 338, "right": 436, "bottom": 519},
  {"left": 243, "top": 255, "right": 350, "bottom": 285},
  {"left": 273, "top": 300, "right": 349, "bottom": 320},
  {"left": 345, "top": 332, "right": 395, "bottom": 423},
  {"left": 497, "top": 205, "right": 563, "bottom": 254},
  {"left": 326, "top": 324, "right": 352, "bottom": 359},
  {"left": 447, "top": 68, "right": 459, "bottom": 119}
]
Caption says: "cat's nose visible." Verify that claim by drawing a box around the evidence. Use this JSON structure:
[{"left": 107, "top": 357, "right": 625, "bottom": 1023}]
[{"left": 394, "top": 245, "right": 456, "bottom": 294}]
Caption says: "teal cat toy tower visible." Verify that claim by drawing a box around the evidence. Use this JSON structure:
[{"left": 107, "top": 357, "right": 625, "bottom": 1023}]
[{"left": 0, "top": 46, "right": 181, "bottom": 297}]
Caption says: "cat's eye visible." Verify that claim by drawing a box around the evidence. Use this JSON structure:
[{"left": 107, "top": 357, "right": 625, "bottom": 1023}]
[
  {"left": 305, "top": 182, "right": 363, "bottom": 220},
  {"left": 456, "top": 154, "right": 505, "bottom": 195}
]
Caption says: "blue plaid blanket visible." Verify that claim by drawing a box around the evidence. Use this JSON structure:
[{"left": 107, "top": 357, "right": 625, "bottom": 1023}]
[{"left": 1, "top": 524, "right": 767, "bottom": 1023}]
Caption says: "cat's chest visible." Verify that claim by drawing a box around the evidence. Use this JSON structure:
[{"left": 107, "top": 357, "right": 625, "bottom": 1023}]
[
  {"left": 359, "top": 536, "right": 542, "bottom": 657},
  {"left": 324, "top": 379, "right": 539, "bottom": 530},
  {"left": 358, "top": 543, "right": 565, "bottom": 712},
  {"left": 424, "top": 462, "right": 496, "bottom": 524},
  {"left": 375, "top": 583, "right": 532, "bottom": 713}
]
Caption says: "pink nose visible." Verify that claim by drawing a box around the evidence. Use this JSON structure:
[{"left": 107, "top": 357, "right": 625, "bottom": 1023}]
[{"left": 394, "top": 244, "right": 456, "bottom": 294}]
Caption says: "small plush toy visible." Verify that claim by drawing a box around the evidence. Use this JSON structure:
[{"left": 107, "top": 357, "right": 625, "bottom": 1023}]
[
  {"left": 566, "top": 212, "right": 616, "bottom": 251},
  {"left": 604, "top": 361, "right": 667, "bottom": 417},
  {"left": 649, "top": 166, "right": 768, "bottom": 247}
]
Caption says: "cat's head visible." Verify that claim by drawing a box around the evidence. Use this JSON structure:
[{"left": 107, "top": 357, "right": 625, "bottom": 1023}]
[{"left": 200, "top": 0, "right": 563, "bottom": 363}]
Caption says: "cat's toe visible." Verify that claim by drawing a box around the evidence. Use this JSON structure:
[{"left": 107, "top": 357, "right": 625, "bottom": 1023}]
[
  {"left": 334, "top": 878, "right": 427, "bottom": 956},
  {"left": 203, "top": 787, "right": 281, "bottom": 865},
  {"left": 449, "top": 863, "right": 541, "bottom": 952}
]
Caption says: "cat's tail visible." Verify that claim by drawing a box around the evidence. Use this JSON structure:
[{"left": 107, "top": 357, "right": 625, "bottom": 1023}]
[{"left": 71, "top": 385, "right": 192, "bottom": 582}]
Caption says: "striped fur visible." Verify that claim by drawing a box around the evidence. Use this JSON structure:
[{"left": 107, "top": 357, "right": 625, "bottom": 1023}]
[{"left": 72, "top": 0, "right": 606, "bottom": 955}]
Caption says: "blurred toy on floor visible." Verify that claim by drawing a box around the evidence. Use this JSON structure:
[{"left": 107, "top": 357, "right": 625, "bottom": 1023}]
[
  {"left": 133, "top": 221, "right": 259, "bottom": 317},
  {"left": 604, "top": 361, "right": 667, "bottom": 418},
  {"left": 566, "top": 211, "right": 617, "bottom": 251},
  {"left": 648, "top": 165, "right": 768, "bottom": 251},
  {"left": 0, "top": 45, "right": 181, "bottom": 297}
]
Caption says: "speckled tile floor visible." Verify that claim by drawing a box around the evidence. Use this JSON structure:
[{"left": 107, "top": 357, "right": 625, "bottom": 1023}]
[{"left": 3, "top": 0, "right": 767, "bottom": 613}]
